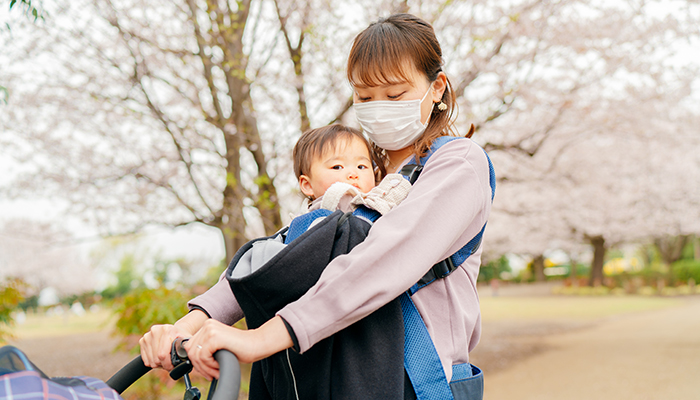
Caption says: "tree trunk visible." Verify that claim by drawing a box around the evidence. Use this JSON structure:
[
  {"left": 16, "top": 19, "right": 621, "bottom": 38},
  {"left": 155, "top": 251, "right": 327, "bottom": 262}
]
[
  {"left": 569, "top": 254, "right": 579, "bottom": 287},
  {"left": 221, "top": 134, "right": 249, "bottom": 262},
  {"left": 533, "top": 254, "right": 546, "bottom": 282},
  {"left": 654, "top": 235, "right": 690, "bottom": 285},
  {"left": 185, "top": 0, "right": 283, "bottom": 262},
  {"left": 588, "top": 235, "right": 606, "bottom": 287}
]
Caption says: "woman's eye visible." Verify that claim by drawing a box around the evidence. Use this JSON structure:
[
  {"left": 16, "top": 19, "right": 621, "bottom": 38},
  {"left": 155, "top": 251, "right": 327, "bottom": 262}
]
[{"left": 387, "top": 92, "right": 405, "bottom": 99}]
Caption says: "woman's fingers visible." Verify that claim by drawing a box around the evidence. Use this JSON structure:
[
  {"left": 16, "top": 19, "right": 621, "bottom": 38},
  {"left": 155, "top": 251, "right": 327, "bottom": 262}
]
[
  {"left": 140, "top": 325, "right": 164, "bottom": 368},
  {"left": 138, "top": 331, "right": 154, "bottom": 367},
  {"left": 184, "top": 331, "right": 220, "bottom": 380},
  {"left": 139, "top": 324, "right": 184, "bottom": 370},
  {"left": 186, "top": 319, "right": 241, "bottom": 380}
]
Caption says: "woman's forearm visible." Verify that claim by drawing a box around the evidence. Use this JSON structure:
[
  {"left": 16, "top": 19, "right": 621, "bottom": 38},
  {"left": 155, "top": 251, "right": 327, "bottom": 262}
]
[
  {"left": 247, "top": 315, "right": 294, "bottom": 362},
  {"left": 174, "top": 309, "right": 210, "bottom": 336}
]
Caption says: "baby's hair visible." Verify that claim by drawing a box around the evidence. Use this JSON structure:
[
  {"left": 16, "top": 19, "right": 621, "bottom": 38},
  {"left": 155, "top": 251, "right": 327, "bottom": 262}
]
[{"left": 293, "top": 124, "right": 383, "bottom": 180}]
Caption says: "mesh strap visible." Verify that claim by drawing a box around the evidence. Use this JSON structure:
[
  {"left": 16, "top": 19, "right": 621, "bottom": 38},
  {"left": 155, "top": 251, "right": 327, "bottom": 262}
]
[
  {"left": 400, "top": 293, "right": 454, "bottom": 400},
  {"left": 284, "top": 209, "right": 333, "bottom": 244}
]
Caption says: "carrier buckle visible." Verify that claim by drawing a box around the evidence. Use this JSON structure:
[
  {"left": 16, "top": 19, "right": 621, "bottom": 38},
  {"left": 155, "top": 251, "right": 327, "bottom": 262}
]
[
  {"left": 400, "top": 164, "right": 423, "bottom": 184},
  {"left": 415, "top": 257, "right": 457, "bottom": 288},
  {"left": 432, "top": 257, "right": 455, "bottom": 279}
]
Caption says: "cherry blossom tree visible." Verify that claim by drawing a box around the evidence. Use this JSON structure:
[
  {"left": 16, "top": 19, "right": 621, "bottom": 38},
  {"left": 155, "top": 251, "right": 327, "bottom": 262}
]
[
  {"left": 2, "top": 0, "right": 699, "bottom": 275},
  {"left": 1, "top": 0, "right": 369, "bottom": 260},
  {"left": 0, "top": 220, "right": 95, "bottom": 295}
]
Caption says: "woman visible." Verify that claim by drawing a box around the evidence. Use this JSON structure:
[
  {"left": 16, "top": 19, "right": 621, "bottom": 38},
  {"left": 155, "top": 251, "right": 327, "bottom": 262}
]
[{"left": 140, "top": 13, "right": 492, "bottom": 399}]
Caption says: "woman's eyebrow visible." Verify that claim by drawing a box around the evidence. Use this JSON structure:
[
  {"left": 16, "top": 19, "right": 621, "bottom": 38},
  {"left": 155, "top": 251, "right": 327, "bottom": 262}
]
[{"left": 353, "top": 79, "right": 411, "bottom": 89}]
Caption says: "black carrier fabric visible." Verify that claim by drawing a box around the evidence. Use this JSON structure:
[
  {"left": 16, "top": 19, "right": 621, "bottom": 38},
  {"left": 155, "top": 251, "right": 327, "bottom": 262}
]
[{"left": 226, "top": 210, "right": 405, "bottom": 400}]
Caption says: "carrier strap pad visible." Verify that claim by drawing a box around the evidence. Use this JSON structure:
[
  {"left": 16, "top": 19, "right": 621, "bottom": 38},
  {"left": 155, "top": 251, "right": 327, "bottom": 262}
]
[{"left": 401, "top": 136, "right": 495, "bottom": 295}]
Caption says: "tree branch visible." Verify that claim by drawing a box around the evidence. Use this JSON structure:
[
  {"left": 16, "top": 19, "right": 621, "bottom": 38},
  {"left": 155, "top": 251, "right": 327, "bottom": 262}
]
[{"left": 274, "top": 0, "right": 311, "bottom": 132}]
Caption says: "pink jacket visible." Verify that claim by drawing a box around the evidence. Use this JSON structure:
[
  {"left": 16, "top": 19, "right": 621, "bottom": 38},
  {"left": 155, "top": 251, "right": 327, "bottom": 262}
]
[{"left": 188, "top": 138, "right": 492, "bottom": 381}]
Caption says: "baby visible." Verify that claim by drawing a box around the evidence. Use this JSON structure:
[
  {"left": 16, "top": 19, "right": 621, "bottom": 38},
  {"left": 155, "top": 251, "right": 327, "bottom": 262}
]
[
  {"left": 229, "top": 123, "right": 412, "bottom": 281},
  {"left": 292, "top": 124, "right": 411, "bottom": 216}
]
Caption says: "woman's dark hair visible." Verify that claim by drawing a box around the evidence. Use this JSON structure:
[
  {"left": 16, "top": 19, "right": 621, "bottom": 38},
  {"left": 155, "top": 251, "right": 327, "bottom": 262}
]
[{"left": 347, "top": 13, "right": 467, "bottom": 164}]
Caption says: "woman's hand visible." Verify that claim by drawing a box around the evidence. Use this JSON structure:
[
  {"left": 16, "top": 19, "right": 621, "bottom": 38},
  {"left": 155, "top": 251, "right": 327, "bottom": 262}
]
[
  {"left": 184, "top": 316, "right": 293, "bottom": 380},
  {"left": 139, "top": 309, "right": 209, "bottom": 370}
]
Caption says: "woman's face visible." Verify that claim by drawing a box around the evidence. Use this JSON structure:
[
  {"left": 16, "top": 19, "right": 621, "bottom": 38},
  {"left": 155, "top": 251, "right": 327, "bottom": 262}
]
[{"left": 352, "top": 65, "right": 446, "bottom": 125}]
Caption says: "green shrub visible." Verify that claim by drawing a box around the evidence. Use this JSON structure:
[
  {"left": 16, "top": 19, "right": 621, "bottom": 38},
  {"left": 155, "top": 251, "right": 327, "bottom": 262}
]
[
  {"left": 671, "top": 259, "right": 700, "bottom": 284},
  {"left": 0, "top": 279, "right": 26, "bottom": 343},
  {"left": 113, "top": 286, "right": 192, "bottom": 351},
  {"left": 634, "top": 268, "right": 665, "bottom": 287},
  {"left": 479, "top": 255, "right": 511, "bottom": 283}
]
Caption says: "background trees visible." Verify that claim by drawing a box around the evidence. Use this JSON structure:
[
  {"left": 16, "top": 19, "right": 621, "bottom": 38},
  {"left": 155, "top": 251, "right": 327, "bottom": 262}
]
[{"left": 1, "top": 0, "right": 699, "bottom": 290}]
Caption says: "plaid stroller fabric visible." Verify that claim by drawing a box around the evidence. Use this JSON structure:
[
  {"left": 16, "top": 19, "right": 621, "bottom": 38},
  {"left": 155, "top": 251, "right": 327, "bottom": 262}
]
[
  {"left": 0, "top": 345, "right": 123, "bottom": 400},
  {"left": 0, "top": 371, "right": 123, "bottom": 400}
]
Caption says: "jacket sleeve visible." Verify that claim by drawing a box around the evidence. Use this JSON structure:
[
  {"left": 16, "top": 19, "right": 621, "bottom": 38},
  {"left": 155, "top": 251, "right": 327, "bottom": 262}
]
[
  {"left": 187, "top": 274, "right": 244, "bottom": 326},
  {"left": 277, "top": 139, "right": 492, "bottom": 353}
]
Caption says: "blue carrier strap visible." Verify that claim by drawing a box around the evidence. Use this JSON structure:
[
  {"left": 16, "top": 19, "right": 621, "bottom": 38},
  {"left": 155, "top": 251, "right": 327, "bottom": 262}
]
[
  {"left": 351, "top": 204, "right": 382, "bottom": 224},
  {"left": 400, "top": 293, "right": 454, "bottom": 400},
  {"left": 401, "top": 137, "right": 496, "bottom": 295},
  {"left": 284, "top": 206, "right": 381, "bottom": 245},
  {"left": 401, "top": 136, "right": 493, "bottom": 400},
  {"left": 284, "top": 208, "right": 334, "bottom": 244}
]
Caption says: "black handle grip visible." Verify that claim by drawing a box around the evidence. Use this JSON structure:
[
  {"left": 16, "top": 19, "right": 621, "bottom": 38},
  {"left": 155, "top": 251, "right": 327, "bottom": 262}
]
[
  {"left": 105, "top": 356, "right": 152, "bottom": 394},
  {"left": 106, "top": 350, "right": 240, "bottom": 399}
]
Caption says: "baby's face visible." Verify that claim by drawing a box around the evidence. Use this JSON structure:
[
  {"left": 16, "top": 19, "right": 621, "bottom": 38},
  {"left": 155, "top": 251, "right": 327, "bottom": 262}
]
[{"left": 299, "top": 136, "right": 376, "bottom": 200}]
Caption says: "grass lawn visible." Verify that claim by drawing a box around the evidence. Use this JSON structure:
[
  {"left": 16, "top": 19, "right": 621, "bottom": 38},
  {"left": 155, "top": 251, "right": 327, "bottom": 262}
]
[{"left": 9, "top": 308, "right": 116, "bottom": 339}]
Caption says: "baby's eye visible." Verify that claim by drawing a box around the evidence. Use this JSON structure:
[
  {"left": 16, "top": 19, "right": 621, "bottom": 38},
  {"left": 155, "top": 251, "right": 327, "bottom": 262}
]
[
  {"left": 358, "top": 164, "right": 369, "bottom": 170},
  {"left": 331, "top": 165, "right": 343, "bottom": 170}
]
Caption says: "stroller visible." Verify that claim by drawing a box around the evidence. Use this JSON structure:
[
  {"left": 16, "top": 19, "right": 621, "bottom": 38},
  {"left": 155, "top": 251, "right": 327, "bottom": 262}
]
[{"left": 0, "top": 340, "right": 241, "bottom": 400}]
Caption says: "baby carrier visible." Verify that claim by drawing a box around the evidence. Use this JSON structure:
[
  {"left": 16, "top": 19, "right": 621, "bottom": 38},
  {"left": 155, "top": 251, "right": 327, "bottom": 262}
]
[{"left": 225, "top": 136, "right": 495, "bottom": 400}]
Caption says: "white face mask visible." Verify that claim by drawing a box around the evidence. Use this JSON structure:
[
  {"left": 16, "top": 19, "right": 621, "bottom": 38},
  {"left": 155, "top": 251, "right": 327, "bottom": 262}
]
[{"left": 353, "top": 85, "right": 434, "bottom": 151}]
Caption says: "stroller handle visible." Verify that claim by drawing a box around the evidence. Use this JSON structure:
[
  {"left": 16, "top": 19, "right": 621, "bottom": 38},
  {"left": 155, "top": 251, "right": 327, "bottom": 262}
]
[
  {"left": 106, "top": 350, "right": 241, "bottom": 400},
  {"left": 105, "top": 355, "right": 151, "bottom": 394}
]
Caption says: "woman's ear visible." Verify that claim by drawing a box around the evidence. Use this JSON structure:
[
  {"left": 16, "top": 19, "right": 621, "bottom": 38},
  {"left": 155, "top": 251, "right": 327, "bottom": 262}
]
[
  {"left": 432, "top": 72, "right": 447, "bottom": 103},
  {"left": 299, "top": 175, "right": 315, "bottom": 199}
]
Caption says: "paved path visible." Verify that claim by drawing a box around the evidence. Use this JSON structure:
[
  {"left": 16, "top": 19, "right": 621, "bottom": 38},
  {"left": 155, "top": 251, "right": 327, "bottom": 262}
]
[{"left": 484, "top": 297, "right": 700, "bottom": 400}]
